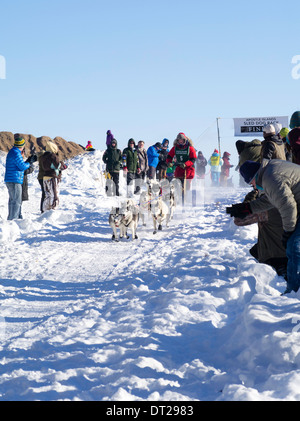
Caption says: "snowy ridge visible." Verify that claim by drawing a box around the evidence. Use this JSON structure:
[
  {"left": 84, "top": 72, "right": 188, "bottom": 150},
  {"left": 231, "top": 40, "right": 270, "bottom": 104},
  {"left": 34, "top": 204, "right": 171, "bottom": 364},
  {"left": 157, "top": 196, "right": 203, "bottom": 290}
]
[{"left": 0, "top": 151, "right": 300, "bottom": 401}]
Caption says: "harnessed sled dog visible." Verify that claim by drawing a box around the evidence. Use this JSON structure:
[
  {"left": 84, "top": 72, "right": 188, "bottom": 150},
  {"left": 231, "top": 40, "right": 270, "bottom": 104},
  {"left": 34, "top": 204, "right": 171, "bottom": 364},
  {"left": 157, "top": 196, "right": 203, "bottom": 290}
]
[
  {"left": 109, "top": 199, "right": 139, "bottom": 241},
  {"left": 139, "top": 190, "right": 150, "bottom": 226},
  {"left": 138, "top": 180, "right": 176, "bottom": 234},
  {"left": 146, "top": 181, "right": 171, "bottom": 234},
  {"left": 151, "top": 195, "right": 170, "bottom": 234},
  {"left": 109, "top": 207, "right": 122, "bottom": 241}
]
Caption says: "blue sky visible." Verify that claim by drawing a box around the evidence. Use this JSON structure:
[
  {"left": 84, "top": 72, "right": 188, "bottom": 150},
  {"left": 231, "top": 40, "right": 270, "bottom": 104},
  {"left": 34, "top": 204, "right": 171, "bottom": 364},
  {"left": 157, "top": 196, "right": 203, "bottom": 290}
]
[{"left": 0, "top": 0, "right": 300, "bottom": 166}]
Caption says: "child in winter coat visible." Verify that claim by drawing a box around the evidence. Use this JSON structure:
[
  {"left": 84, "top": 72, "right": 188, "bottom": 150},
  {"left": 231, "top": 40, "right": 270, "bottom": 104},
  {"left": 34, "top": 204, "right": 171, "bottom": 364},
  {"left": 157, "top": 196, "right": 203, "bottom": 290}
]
[{"left": 85, "top": 141, "right": 94, "bottom": 151}]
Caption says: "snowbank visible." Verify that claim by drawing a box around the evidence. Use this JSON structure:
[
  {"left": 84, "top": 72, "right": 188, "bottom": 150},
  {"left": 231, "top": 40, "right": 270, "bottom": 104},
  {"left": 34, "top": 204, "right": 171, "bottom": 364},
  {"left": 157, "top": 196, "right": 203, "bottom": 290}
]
[{"left": 0, "top": 151, "right": 299, "bottom": 401}]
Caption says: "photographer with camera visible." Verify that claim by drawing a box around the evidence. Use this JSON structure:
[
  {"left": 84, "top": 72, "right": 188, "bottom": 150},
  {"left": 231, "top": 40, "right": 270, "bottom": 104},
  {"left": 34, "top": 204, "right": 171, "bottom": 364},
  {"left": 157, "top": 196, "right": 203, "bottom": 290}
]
[{"left": 228, "top": 159, "right": 300, "bottom": 294}]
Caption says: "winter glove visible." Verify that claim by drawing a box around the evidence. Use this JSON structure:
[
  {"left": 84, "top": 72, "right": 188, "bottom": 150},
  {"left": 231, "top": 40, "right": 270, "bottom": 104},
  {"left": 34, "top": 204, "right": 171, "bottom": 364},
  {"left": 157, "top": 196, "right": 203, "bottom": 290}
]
[
  {"left": 243, "top": 188, "right": 259, "bottom": 203},
  {"left": 26, "top": 154, "right": 37, "bottom": 164},
  {"left": 226, "top": 202, "right": 252, "bottom": 219},
  {"left": 282, "top": 230, "right": 294, "bottom": 249}
]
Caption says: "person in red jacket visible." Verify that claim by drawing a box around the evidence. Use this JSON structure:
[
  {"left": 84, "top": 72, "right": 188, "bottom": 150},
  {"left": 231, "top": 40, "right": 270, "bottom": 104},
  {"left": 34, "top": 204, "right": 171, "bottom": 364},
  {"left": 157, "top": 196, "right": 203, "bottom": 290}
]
[
  {"left": 166, "top": 133, "right": 197, "bottom": 187},
  {"left": 220, "top": 151, "right": 234, "bottom": 186}
]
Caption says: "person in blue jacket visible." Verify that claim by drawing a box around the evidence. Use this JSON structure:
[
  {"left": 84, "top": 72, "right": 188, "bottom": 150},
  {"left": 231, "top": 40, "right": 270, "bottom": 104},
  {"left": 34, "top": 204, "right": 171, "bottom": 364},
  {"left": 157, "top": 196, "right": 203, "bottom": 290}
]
[
  {"left": 4, "top": 136, "right": 31, "bottom": 220},
  {"left": 147, "top": 142, "right": 162, "bottom": 179}
]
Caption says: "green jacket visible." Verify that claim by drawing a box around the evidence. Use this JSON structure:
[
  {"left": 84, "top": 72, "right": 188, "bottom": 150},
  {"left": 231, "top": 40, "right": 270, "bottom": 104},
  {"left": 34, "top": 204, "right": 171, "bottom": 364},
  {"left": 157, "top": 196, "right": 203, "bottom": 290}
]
[
  {"left": 103, "top": 142, "right": 122, "bottom": 173},
  {"left": 122, "top": 141, "right": 139, "bottom": 173}
]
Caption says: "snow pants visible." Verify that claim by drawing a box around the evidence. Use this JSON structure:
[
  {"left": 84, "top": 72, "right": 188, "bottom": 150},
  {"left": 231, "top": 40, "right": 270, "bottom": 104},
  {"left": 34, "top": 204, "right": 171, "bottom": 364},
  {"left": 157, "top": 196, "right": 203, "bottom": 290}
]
[
  {"left": 42, "top": 178, "right": 59, "bottom": 212},
  {"left": 211, "top": 171, "right": 220, "bottom": 186}
]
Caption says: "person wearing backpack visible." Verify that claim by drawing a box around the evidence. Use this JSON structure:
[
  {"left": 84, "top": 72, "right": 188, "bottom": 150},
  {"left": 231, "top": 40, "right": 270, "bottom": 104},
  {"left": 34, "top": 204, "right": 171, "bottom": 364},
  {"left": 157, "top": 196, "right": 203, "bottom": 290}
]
[{"left": 208, "top": 149, "right": 223, "bottom": 186}]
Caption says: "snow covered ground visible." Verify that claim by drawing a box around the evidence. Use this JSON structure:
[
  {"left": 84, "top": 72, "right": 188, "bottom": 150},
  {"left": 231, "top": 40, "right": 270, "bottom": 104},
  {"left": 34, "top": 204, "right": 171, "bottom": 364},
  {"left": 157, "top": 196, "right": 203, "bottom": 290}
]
[{"left": 0, "top": 150, "right": 300, "bottom": 401}]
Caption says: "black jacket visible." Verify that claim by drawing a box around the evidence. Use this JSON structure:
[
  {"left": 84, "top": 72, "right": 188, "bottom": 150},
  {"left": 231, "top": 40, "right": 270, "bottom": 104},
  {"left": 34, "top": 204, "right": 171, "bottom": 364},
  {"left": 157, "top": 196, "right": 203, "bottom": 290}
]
[{"left": 103, "top": 141, "right": 122, "bottom": 173}]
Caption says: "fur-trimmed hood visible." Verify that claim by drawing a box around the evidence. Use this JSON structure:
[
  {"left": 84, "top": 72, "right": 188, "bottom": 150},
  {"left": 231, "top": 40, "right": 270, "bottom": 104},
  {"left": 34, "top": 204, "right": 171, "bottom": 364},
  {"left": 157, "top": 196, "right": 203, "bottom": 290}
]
[{"left": 173, "top": 137, "right": 194, "bottom": 147}]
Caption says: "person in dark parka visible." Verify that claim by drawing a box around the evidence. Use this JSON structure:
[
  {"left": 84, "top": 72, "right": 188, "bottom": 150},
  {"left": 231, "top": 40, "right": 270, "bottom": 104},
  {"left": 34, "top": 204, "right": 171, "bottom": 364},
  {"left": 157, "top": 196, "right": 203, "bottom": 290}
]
[
  {"left": 102, "top": 139, "right": 122, "bottom": 196},
  {"left": 195, "top": 151, "right": 207, "bottom": 179},
  {"left": 122, "top": 139, "right": 140, "bottom": 196}
]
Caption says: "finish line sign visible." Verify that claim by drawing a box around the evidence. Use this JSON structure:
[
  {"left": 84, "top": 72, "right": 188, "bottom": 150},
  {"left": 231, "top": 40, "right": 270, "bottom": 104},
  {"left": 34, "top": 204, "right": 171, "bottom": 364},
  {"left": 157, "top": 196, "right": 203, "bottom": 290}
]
[{"left": 233, "top": 116, "right": 289, "bottom": 137}]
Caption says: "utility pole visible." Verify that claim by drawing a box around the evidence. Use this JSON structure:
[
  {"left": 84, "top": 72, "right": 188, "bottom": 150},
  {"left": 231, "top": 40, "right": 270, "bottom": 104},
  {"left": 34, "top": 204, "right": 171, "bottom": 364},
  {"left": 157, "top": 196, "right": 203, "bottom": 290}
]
[{"left": 216, "top": 118, "right": 221, "bottom": 154}]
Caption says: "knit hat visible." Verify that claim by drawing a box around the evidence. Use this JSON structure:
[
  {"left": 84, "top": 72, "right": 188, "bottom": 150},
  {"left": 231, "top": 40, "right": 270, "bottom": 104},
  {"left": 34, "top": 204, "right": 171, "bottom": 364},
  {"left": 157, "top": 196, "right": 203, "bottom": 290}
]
[
  {"left": 155, "top": 142, "right": 162, "bottom": 149},
  {"left": 45, "top": 141, "right": 58, "bottom": 154},
  {"left": 263, "top": 123, "right": 276, "bottom": 135},
  {"left": 290, "top": 111, "right": 300, "bottom": 129},
  {"left": 280, "top": 127, "right": 289, "bottom": 139},
  {"left": 239, "top": 161, "right": 261, "bottom": 184},
  {"left": 14, "top": 136, "right": 25, "bottom": 148},
  {"left": 273, "top": 122, "right": 282, "bottom": 135},
  {"left": 214, "top": 149, "right": 219, "bottom": 154}
]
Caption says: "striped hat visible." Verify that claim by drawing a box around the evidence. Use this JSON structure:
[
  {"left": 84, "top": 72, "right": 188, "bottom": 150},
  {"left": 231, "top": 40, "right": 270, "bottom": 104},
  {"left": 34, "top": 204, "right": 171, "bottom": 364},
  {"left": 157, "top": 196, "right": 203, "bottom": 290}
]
[{"left": 14, "top": 137, "right": 25, "bottom": 148}]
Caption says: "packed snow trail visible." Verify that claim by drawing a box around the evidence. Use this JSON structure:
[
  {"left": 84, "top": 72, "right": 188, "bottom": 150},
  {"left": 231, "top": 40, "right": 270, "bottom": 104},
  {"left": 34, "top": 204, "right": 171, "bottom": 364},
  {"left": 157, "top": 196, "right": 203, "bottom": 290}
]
[{"left": 0, "top": 151, "right": 300, "bottom": 401}]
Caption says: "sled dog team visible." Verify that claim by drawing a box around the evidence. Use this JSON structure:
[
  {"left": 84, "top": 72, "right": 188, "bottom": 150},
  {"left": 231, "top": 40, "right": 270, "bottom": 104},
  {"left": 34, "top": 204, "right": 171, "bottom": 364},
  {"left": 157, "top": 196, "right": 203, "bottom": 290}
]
[{"left": 109, "top": 181, "right": 176, "bottom": 241}]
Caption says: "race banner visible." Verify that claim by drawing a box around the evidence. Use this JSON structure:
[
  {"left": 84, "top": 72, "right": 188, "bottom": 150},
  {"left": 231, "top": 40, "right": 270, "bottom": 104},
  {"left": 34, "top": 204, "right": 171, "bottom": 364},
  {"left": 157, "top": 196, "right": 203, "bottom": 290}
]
[{"left": 233, "top": 116, "right": 289, "bottom": 137}]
